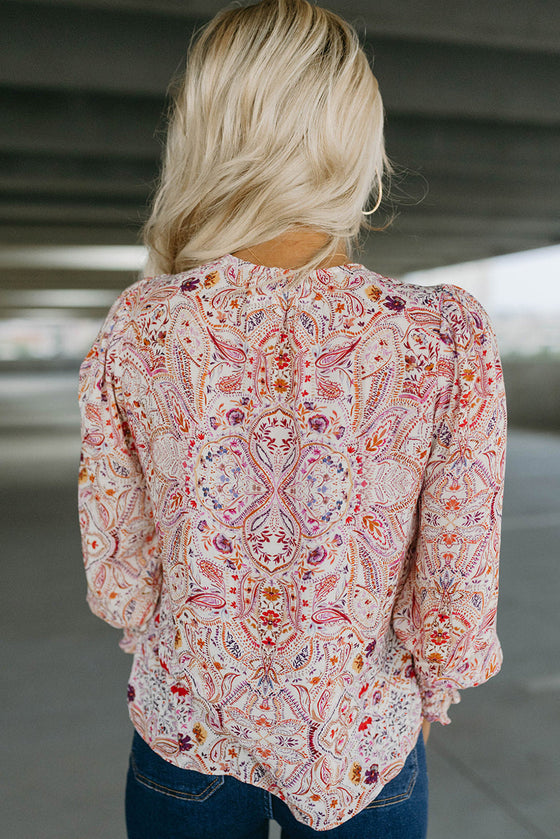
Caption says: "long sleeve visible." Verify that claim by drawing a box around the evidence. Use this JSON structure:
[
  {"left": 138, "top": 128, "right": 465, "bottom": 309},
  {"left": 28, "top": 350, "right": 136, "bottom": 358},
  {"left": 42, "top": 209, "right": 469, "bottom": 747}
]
[
  {"left": 392, "top": 284, "right": 507, "bottom": 724},
  {"left": 77, "top": 287, "right": 162, "bottom": 651}
]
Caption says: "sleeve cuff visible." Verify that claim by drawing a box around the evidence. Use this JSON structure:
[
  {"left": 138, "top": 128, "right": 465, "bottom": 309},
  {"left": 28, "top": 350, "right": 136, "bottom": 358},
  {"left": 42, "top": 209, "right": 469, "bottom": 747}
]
[
  {"left": 421, "top": 687, "right": 461, "bottom": 724},
  {"left": 119, "top": 628, "right": 142, "bottom": 654}
]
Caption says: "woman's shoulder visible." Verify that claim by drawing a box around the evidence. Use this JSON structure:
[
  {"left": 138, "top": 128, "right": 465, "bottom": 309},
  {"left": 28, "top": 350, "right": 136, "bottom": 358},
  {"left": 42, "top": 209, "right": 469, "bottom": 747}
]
[
  {"left": 434, "top": 282, "right": 496, "bottom": 350},
  {"left": 354, "top": 267, "right": 481, "bottom": 319},
  {"left": 351, "top": 270, "right": 497, "bottom": 362}
]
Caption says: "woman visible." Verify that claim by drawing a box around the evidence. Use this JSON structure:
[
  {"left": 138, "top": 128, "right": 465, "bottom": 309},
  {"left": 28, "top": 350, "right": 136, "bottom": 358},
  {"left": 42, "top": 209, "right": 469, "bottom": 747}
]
[{"left": 77, "top": 1, "right": 507, "bottom": 837}]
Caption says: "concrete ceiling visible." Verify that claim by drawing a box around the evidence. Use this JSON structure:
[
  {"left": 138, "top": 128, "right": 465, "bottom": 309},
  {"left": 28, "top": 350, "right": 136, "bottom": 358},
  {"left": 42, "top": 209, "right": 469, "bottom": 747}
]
[{"left": 2, "top": 0, "right": 560, "bottom": 284}]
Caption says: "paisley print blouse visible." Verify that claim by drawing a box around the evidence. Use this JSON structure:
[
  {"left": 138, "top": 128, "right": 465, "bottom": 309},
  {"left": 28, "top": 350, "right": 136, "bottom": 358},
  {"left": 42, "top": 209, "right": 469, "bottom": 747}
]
[{"left": 77, "top": 253, "right": 506, "bottom": 831}]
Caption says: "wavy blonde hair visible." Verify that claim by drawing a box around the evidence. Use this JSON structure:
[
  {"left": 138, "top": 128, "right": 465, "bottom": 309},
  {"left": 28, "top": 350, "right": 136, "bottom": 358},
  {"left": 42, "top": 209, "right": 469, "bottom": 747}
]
[{"left": 143, "top": 0, "right": 389, "bottom": 287}]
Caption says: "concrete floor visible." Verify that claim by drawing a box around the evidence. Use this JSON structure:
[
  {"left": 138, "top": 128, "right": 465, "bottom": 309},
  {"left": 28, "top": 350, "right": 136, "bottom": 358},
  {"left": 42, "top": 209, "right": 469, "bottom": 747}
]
[{"left": 1, "top": 427, "right": 559, "bottom": 839}]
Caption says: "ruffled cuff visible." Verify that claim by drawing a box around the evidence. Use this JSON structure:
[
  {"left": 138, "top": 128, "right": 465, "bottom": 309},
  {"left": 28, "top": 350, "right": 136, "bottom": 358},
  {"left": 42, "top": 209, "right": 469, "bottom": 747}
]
[
  {"left": 421, "top": 687, "right": 461, "bottom": 724},
  {"left": 119, "top": 628, "right": 142, "bottom": 654}
]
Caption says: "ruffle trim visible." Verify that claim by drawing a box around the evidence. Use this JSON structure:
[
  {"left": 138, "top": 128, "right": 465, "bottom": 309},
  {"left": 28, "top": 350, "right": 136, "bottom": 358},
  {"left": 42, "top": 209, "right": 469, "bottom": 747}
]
[{"left": 421, "top": 687, "right": 461, "bottom": 724}]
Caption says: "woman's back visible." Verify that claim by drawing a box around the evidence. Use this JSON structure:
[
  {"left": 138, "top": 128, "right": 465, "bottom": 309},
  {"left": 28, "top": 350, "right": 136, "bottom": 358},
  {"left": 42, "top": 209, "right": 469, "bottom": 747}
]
[{"left": 78, "top": 252, "right": 505, "bottom": 831}]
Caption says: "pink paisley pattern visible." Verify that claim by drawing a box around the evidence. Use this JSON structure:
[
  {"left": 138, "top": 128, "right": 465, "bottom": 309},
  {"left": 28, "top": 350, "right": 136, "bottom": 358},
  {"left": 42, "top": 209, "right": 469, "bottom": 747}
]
[{"left": 78, "top": 254, "right": 506, "bottom": 831}]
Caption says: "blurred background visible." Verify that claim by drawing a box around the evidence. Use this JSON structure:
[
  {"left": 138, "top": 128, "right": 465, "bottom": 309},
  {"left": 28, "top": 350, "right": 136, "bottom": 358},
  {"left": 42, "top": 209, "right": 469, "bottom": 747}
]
[{"left": 1, "top": 1, "right": 559, "bottom": 838}]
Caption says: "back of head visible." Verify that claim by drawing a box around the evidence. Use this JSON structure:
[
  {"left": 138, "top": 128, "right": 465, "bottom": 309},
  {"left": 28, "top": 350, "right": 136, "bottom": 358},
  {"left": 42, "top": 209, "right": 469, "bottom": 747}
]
[{"left": 143, "top": 0, "right": 388, "bottom": 282}]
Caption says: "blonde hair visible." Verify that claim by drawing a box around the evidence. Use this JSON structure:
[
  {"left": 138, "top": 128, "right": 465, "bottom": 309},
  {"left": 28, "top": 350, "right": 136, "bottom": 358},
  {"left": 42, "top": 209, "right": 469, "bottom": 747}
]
[{"left": 143, "top": 0, "right": 389, "bottom": 287}]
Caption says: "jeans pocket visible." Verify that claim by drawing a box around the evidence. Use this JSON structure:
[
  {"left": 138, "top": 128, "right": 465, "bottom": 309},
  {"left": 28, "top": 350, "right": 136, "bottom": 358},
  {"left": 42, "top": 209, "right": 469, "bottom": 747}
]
[
  {"left": 129, "top": 730, "right": 225, "bottom": 801},
  {"left": 365, "top": 741, "right": 419, "bottom": 808}
]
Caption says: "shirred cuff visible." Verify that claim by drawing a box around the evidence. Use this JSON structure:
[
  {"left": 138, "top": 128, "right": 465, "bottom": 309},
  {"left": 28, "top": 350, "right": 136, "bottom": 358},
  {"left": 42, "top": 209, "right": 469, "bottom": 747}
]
[
  {"left": 119, "top": 627, "right": 143, "bottom": 654},
  {"left": 421, "top": 686, "right": 461, "bottom": 724}
]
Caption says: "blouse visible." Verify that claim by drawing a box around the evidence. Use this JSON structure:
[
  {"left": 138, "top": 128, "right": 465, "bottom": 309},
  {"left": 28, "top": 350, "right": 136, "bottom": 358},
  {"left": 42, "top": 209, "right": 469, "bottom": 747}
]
[{"left": 77, "top": 253, "right": 506, "bottom": 831}]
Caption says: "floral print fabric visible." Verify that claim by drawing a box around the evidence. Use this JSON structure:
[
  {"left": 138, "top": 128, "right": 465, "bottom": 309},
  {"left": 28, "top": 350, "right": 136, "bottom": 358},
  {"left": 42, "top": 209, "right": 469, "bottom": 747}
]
[{"left": 78, "top": 254, "right": 506, "bottom": 831}]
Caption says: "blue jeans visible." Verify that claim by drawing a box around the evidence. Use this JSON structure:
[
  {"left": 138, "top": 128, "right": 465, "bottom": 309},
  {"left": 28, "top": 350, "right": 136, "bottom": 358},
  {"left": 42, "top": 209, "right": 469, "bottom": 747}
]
[{"left": 126, "top": 729, "right": 428, "bottom": 838}]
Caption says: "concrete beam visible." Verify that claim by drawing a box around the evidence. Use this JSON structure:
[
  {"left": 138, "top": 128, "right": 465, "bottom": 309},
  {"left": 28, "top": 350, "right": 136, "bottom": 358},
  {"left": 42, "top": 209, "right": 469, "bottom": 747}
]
[
  {"left": 3, "top": 90, "right": 560, "bottom": 184},
  {"left": 0, "top": 224, "right": 141, "bottom": 246},
  {"left": 391, "top": 174, "right": 560, "bottom": 218},
  {"left": 2, "top": 152, "right": 558, "bottom": 211},
  {"left": 391, "top": 213, "right": 560, "bottom": 240},
  {"left": 2, "top": 2, "right": 196, "bottom": 95},
  {"left": 0, "top": 199, "right": 145, "bottom": 225},
  {"left": 9, "top": 0, "right": 560, "bottom": 53},
  {"left": 0, "top": 153, "right": 154, "bottom": 199},
  {"left": 2, "top": 3, "right": 560, "bottom": 123},
  {"left": 0, "top": 90, "right": 163, "bottom": 156},
  {"left": 372, "top": 39, "right": 560, "bottom": 125},
  {"left": 0, "top": 267, "right": 140, "bottom": 290},
  {"left": 385, "top": 118, "right": 560, "bottom": 182},
  {"left": 2, "top": 168, "right": 557, "bottom": 225}
]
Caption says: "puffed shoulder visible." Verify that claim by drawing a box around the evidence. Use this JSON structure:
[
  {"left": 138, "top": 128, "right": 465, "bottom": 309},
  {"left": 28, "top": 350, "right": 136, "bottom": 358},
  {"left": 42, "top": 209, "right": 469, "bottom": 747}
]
[
  {"left": 436, "top": 283, "right": 498, "bottom": 352},
  {"left": 89, "top": 274, "right": 153, "bottom": 351}
]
